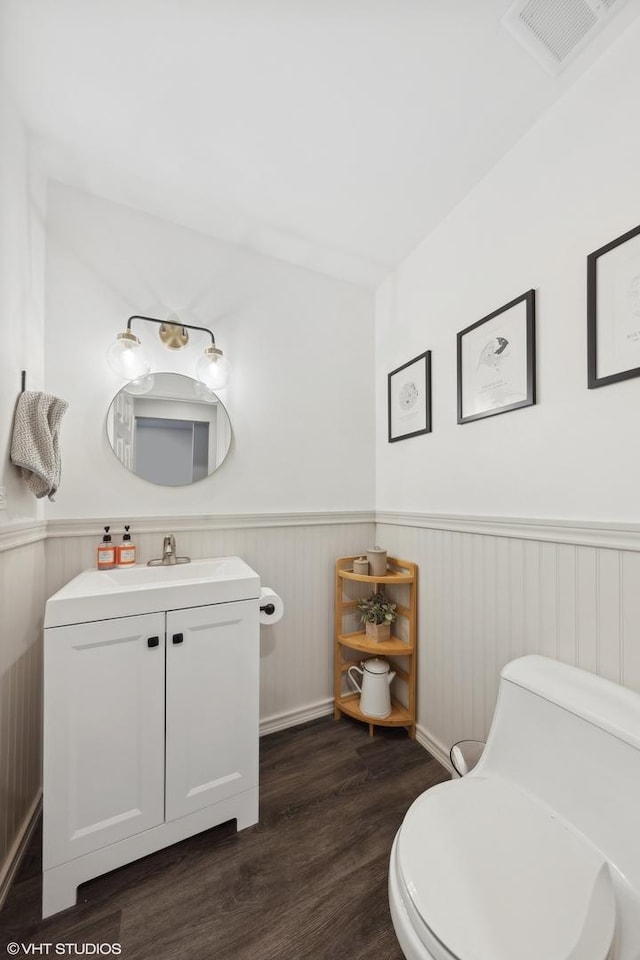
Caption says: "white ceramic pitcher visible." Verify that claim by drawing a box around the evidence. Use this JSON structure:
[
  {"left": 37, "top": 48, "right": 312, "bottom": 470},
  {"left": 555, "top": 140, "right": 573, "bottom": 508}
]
[{"left": 347, "top": 657, "right": 396, "bottom": 718}]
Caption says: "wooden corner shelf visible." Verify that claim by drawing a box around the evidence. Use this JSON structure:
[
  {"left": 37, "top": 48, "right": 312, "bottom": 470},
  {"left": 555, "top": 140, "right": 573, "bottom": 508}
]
[
  {"left": 335, "top": 693, "right": 411, "bottom": 738},
  {"left": 334, "top": 555, "right": 417, "bottom": 739},
  {"left": 337, "top": 631, "right": 414, "bottom": 656}
]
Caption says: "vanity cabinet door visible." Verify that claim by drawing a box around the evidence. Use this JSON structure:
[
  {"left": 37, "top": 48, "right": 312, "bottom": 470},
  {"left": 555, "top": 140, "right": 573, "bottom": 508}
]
[
  {"left": 43, "top": 612, "right": 166, "bottom": 869},
  {"left": 165, "top": 600, "right": 259, "bottom": 822}
]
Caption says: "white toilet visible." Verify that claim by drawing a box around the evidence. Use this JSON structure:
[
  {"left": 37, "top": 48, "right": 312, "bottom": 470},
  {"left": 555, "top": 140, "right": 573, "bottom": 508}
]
[{"left": 389, "top": 655, "right": 640, "bottom": 960}]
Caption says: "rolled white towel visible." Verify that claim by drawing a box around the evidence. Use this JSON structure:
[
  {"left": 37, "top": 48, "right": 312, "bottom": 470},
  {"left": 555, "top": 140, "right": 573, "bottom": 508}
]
[{"left": 10, "top": 391, "right": 68, "bottom": 501}]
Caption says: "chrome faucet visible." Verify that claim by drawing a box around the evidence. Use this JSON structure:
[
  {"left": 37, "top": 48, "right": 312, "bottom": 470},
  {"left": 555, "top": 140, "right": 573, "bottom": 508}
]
[
  {"left": 147, "top": 534, "right": 191, "bottom": 567},
  {"left": 162, "top": 535, "right": 176, "bottom": 564}
]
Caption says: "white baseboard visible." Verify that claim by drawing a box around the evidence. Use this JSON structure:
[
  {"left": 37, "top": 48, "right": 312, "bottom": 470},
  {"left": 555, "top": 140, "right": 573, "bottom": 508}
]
[
  {"left": 260, "top": 698, "right": 335, "bottom": 737},
  {"left": 415, "top": 723, "right": 454, "bottom": 776},
  {"left": 0, "top": 790, "right": 42, "bottom": 911}
]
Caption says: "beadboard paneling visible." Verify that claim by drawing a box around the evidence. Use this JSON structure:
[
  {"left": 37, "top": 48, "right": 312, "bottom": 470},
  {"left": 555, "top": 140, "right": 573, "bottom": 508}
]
[
  {"left": 7, "top": 508, "right": 640, "bottom": 890},
  {"left": 0, "top": 535, "right": 45, "bottom": 898},
  {"left": 45, "top": 519, "right": 376, "bottom": 731},
  {"left": 376, "top": 520, "right": 640, "bottom": 766}
]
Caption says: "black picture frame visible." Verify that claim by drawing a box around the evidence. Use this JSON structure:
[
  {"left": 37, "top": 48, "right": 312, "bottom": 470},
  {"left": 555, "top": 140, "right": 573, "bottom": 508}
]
[
  {"left": 457, "top": 289, "right": 536, "bottom": 424},
  {"left": 387, "top": 350, "right": 432, "bottom": 443},
  {"left": 587, "top": 223, "right": 640, "bottom": 389}
]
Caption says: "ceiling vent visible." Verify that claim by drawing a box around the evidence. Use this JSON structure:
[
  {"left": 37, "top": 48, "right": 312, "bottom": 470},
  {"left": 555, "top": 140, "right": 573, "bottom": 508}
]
[{"left": 501, "top": 0, "right": 631, "bottom": 75}]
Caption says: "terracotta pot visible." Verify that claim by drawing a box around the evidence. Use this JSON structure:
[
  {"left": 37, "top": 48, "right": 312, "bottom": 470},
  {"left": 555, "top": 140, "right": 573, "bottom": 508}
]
[{"left": 365, "top": 621, "right": 391, "bottom": 642}]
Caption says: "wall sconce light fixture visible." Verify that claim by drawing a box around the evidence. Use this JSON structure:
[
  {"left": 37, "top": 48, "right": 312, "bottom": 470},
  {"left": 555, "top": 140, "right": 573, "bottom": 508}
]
[{"left": 107, "top": 314, "right": 231, "bottom": 390}]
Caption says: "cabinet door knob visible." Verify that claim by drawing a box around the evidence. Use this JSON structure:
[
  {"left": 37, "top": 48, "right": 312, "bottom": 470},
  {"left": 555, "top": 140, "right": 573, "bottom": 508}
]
[
  {"left": 172, "top": 633, "right": 184, "bottom": 644},
  {"left": 147, "top": 636, "right": 160, "bottom": 648}
]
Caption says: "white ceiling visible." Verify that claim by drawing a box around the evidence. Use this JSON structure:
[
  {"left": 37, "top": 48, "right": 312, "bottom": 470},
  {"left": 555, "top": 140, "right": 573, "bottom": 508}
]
[{"left": 2, "top": 0, "right": 640, "bottom": 286}]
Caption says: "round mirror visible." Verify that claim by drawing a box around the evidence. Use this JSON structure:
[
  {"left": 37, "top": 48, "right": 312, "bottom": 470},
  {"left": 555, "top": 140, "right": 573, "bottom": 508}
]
[{"left": 106, "top": 373, "right": 232, "bottom": 486}]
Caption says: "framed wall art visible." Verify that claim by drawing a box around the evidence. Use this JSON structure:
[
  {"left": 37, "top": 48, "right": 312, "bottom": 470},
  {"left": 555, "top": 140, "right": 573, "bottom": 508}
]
[
  {"left": 587, "top": 222, "right": 640, "bottom": 388},
  {"left": 457, "top": 289, "right": 536, "bottom": 424},
  {"left": 387, "top": 350, "right": 432, "bottom": 442}
]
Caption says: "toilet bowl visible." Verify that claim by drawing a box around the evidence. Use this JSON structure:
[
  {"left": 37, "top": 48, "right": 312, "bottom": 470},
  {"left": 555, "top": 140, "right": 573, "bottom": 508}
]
[
  {"left": 389, "top": 656, "right": 640, "bottom": 960},
  {"left": 390, "top": 777, "right": 617, "bottom": 960}
]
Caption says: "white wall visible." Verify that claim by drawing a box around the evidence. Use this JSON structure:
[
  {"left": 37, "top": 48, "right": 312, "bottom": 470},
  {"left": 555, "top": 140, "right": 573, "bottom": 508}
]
[
  {"left": 374, "top": 17, "right": 640, "bottom": 763},
  {"left": 375, "top": 17, "right": 640, "bottom": 523},
  {"left": 0, "top": 83, "right": 46, "bottom": 523},
  {"left": 0, "top": 81, "right": 46, "bottom": 898},
  {"left": 45, "top": 183, "right": 375, "bottom": 519}
]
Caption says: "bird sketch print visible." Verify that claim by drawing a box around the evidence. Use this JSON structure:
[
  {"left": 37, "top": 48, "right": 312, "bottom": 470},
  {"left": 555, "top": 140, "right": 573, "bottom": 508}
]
[
  {"left": 399, "top": 381, "right": 419, "bottom": 410},
  {"left": 477, "top": 336, "right": 511, "bottom": 371}
]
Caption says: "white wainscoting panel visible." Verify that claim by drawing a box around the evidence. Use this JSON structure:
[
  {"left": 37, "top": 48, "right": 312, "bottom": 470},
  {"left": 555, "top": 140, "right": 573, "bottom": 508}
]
[
  {"left": 10, "top": 506, "right": 640, "bottom": 890},
  {"left": 377, "top": 518, "right": 640, "bottom": 767},
  {"left": 0, "top": 533, "right": 46, "bottom": 899},
  {"left": 45, "top": 517, "right": 376, "bottom": 733}
]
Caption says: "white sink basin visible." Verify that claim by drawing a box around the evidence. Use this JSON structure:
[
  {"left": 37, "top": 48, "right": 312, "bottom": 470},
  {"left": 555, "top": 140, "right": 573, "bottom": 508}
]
[
  {"left": 44, "top": 556, "right": 261, "bottom": 627},
  {"left": 102, "top": 557, "right": 250, "bottom": 588}
]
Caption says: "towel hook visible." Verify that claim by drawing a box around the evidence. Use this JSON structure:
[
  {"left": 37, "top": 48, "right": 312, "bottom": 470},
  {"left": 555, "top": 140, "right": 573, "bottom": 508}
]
[{"left": 21, "top": 370, "right": 26, "bottom": 393}]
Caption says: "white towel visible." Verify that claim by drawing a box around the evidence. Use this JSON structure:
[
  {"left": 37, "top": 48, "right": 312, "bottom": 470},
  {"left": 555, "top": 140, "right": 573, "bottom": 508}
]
[{"left": 10, "top": 391, "right": 68, "bottom": 501}]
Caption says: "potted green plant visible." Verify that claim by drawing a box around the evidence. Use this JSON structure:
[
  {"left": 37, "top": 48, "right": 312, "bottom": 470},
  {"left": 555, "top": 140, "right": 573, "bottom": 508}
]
[{"left": 357, "top": 591, "right": 397, "bottom": 642}]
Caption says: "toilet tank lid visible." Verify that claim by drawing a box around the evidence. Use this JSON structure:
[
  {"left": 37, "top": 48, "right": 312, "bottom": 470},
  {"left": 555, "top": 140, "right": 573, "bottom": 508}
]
[
  {"left": 501, "top": 655, "right": 640, "bottom": 752},
  {"left": 397, "top": 776, "right": 617, "bottom": 960}
]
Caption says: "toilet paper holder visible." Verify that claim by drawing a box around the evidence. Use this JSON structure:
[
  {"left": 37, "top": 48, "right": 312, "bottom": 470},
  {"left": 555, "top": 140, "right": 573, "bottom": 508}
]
[{"left": 259, "top": 586, "right": 284, "bottom": 624}]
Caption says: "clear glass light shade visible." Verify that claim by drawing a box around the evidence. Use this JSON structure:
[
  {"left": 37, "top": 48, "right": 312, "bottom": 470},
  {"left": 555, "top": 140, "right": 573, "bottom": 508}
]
[
  {"left": 196, "top": 346, "right": 231, "bottom": 390},
  {"left": 107, "top": 332, "right": 151, "bottom": 381},
  {"left": 123, "top": 373, "right": 155, "bottom": 395}
]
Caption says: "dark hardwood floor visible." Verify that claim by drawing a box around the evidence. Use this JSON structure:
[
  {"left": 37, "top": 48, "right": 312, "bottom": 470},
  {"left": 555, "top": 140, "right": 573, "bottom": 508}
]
[{"left": 1, "top": 716, "right": 449, "bottom": 960}]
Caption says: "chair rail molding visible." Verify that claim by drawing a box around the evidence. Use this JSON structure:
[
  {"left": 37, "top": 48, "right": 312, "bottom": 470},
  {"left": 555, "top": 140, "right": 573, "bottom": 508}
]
[
  {"left": 4, "top": 512, "right": 639, "bottom": 552},
  {"left": 46, "top": 510, "right": 376, "bottom": 538},
  {"left": 0, "top": 519, "right": 47, "bottom": 553},
  {"left": 376, "top": 511, "right": 640, "bottom": 553}
]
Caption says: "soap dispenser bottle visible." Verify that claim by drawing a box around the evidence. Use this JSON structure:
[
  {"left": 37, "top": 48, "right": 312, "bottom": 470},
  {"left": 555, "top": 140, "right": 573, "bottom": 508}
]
[
  {"left": 97, "top": 526, "right": 116, "bottom": 570},
  {"left": 117, "top": 525, "right": 137, "bottom": 567}
]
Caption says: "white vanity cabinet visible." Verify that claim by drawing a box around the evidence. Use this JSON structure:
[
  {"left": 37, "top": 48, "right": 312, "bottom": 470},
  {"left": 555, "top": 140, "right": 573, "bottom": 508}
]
[
  {"left": 44, "top": 612, "right": 167, "bottom": 867},
  {"left": 165, "top": 602, "right": 259, "bottom": 821},
  {"left": 42, "top": 559, "right": 261, "bottom": 919}
]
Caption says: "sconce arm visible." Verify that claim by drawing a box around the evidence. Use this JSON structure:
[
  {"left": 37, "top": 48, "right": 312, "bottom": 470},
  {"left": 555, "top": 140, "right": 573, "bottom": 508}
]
[{"left": 126, "top": 315, "right": 216, "bottom": 345}]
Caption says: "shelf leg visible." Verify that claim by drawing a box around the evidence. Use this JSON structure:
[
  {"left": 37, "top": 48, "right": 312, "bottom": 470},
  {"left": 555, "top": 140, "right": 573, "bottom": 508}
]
[
  {"left": 334, "top": 706, "right": 341, "bottom": 721},
  {"left": 368, "top": 723, "right": 374, "bottom": 737}
]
